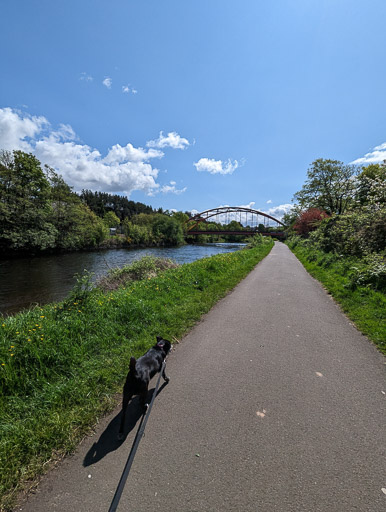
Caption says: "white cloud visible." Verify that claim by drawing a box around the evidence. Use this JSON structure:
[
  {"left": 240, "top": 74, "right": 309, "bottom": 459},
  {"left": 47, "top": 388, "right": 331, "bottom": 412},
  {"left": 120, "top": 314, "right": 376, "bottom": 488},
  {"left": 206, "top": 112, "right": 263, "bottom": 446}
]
[
  {"left": 0, "top": 108, "right": 168, "bottom": 197},
  {"left": 122, "top": 85, "right": 138, "bottom": 95},
  {"left": 351, "top": 142, "right": 386, "bottom": 165},
  {"left": 266, "top": 199, "right": 272, "bottom": 204},
  {"left": 160, "top": 181, "right": 187, "bottom": 195},
  {"left": 263, "top": 203, "right": 293, "bottom": 221},
  {"left": 147, "top": 131, "right": 190, "bottom": 150},
  {"left": 102, "top": 77, "right": 112, "bottom": 89},
  {"left": 80, "top": 72, "right": 93, "bottom": 82},
  {"left": 0, "top": 107, "right": 49, "bottom": 152},
  {"left": 193, "top": 157, "right": 240, "bottom": 175}
]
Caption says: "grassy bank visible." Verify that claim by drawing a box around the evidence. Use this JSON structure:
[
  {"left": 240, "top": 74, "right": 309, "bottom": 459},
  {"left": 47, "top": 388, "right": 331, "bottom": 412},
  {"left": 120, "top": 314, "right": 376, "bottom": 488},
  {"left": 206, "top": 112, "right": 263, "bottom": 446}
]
[
  {"left": 287, "top": 240, "right": 386, "bottom": 354},
  {"left": 0, "top": 241, "right": 273, "bottom": 510}
]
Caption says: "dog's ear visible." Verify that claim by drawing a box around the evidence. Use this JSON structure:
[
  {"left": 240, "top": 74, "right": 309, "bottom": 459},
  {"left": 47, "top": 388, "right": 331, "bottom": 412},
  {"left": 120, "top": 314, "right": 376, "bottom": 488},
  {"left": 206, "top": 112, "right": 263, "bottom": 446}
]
[{"left": 156, "top": 336, "right": 163, "bottom": 343}]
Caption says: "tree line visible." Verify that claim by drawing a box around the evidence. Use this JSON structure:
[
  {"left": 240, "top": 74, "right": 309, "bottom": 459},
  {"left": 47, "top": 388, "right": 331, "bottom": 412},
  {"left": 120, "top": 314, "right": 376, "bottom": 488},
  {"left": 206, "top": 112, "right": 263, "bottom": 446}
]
[
  {"left": 0, "top": 150, "right": 187, "bottom": 255},
  {"left": 286, "top": 158, "right": 385, "bottom": 290}
]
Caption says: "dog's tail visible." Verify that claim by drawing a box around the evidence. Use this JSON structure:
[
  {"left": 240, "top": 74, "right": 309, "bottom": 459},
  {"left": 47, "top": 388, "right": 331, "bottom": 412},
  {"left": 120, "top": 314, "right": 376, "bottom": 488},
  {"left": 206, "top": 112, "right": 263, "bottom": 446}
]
[{"left": 129, "top": 357, "right": 137, "bottom": 373}]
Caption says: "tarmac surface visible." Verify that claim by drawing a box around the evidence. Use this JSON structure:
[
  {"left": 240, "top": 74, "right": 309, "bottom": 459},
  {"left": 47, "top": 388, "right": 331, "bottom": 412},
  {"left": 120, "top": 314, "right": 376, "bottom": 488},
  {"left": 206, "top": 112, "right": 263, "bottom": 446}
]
[{"left": 18, "top": 242, "right": 386, "bottom": 511}]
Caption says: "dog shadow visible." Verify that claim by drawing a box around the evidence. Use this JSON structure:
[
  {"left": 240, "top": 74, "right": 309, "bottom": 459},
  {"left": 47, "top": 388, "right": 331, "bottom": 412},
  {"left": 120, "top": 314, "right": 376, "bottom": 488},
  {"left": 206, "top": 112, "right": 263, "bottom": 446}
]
[{"left": 83, "top": 382, "right": 168, "bottom": 467}]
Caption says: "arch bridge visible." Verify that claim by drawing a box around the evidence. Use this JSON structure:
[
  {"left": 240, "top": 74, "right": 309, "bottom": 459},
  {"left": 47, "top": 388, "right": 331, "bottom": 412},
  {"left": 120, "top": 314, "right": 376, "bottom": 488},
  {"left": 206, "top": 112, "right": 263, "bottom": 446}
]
[{"left": 186, "top": 206, "right": 286, "bottom": 238}]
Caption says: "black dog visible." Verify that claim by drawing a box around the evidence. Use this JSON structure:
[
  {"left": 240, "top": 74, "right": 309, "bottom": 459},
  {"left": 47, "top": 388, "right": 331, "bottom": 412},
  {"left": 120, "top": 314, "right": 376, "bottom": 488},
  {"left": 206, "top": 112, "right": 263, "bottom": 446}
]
[{"left": 118, "top": 336, "right": 171, "bottom": 439}]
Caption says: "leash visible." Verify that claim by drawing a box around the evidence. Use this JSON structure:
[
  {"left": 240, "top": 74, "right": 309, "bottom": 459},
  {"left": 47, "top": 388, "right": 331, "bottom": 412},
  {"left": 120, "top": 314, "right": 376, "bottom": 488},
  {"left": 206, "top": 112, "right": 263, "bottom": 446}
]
[{"left": 108, "top": 361, "right": 166, "bottom": 512}]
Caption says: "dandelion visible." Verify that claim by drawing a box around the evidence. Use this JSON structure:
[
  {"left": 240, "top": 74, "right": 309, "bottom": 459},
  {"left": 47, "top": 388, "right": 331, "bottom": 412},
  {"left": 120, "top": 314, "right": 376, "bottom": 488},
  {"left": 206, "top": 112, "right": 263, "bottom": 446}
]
[
  {"left": 40, "top": 316, "right": 45, "bottom": 318},
  {"left": 10, "top": 354, "right": 14, "bottom": 356},
  {"left": 1, "top": 363, "right": 5, "bottom": 366}
]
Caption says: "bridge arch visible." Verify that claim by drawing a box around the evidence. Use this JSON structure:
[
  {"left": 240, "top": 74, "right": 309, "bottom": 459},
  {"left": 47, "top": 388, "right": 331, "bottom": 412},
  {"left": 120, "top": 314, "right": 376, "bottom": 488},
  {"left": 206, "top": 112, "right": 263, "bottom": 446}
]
[{"left": 186, "top": 206, "right": 285, "bottom": 234}]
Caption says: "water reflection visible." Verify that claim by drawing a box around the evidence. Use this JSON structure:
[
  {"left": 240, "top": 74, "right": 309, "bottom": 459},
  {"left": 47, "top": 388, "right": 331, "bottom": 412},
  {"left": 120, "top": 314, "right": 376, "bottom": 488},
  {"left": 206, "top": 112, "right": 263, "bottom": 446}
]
[{"left": 0, "top": 243, "right": 245, "bottom": 315}]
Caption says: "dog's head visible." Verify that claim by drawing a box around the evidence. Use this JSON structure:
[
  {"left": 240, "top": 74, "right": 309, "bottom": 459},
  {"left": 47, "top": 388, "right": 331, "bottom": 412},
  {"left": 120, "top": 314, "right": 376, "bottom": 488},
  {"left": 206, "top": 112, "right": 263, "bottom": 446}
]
[{"left": 156, "top": 336, "right": 172, "bottom": 355}]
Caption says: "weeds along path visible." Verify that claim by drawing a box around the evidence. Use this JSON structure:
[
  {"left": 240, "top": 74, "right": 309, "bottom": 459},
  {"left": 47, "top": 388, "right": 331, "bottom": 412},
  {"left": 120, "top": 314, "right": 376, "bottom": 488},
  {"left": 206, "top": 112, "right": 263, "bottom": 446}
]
[{"left": 18, "top": 242, "right": 386, "bottom": 512}]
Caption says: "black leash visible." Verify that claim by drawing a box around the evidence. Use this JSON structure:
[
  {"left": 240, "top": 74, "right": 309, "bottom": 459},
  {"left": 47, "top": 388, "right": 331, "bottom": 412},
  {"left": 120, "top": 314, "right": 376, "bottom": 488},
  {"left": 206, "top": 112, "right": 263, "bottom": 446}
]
[{"left": 108, "top": 361, "right": 166, "bottom": 512}]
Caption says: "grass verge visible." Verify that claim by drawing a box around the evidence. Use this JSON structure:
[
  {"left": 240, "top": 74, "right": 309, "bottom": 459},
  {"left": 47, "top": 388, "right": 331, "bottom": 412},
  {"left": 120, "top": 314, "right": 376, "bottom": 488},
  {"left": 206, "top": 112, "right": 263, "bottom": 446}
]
[
  {"left": 287, "top": 241, "right": 386, "bottom": 355},
  {"left": 0, "top": 242, "right": 273, "bottom": 510}
]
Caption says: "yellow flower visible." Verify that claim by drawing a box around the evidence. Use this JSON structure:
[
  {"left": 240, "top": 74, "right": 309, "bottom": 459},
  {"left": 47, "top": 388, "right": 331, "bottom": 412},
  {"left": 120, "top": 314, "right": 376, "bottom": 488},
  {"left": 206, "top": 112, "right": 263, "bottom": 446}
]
[
  {"left": 40, "top": 316, "right": 45, "bottom": 318},
  {"left": 10, "top": 354, "right": 14, "bottom": 356}
]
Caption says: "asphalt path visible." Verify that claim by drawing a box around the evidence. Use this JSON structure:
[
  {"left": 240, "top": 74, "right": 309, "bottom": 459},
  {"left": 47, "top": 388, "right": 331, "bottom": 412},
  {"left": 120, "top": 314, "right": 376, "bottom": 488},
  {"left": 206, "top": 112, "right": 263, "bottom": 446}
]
[{"left": 19, "top": 242, "right": 386, "bottom": 511}]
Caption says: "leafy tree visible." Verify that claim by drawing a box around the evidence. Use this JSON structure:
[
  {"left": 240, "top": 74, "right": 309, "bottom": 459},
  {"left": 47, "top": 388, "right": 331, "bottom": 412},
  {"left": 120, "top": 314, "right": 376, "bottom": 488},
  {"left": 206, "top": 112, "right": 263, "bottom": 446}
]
[
  {"left": 294, "top": 159, "right": 357, "bottom": 215},
  {"left": 293, "top": 208, "right": 329, "bottom": 236},
  {"left": 355, "top": 163, "right": 386, "bottom": 207},
  {"left": 0, "top": 150, "right": 57, "bottom": 252},
  {"left": 103, "top": 211, "right": 120, "bottom": 229},
  {"left": 151, "top": 215, "right": 184, "bottom": 245}
]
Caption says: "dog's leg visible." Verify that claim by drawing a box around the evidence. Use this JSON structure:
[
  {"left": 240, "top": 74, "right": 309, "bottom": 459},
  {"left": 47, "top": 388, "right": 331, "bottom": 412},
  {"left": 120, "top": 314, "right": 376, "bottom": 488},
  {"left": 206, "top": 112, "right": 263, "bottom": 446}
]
[
  {"left": 162, "top": 364, "right": 170, "bottom": 383},
  {"left": 139, "top": 387, "right": 149, "bottom": 411},
  {"left": 118, "top": 393, "right": 132, "bottom": 440}
]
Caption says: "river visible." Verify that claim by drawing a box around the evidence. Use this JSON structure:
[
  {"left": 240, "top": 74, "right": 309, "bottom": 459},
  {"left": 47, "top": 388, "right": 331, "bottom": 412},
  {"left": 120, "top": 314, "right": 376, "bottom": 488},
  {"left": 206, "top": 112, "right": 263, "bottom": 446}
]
[{"left": 0, "top": 243, "right": 245, "bottom": 316}]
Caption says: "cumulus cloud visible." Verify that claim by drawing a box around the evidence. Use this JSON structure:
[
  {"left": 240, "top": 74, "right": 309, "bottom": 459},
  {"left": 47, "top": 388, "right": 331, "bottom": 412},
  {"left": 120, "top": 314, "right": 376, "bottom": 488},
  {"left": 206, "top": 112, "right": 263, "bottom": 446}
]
[
  {"left": 147, "top": 131, "right": 190, "bottom": 150},
  {"left": 160, "top": 181, "right": 187, "bottom": 195},
  {"left": 0, "top": 107, "right": 48, "bottom": 152},
  {"left": 102, "top": 77, "right": 112, "bottom": 89},
  {"left": 351, "top": 142, "right": 386, "bottom": 165},
  {"left": 0, "top": 108, "right": 170, "bottom": 197},
  {"left": 193, "top": 157, "right": 239, "bottom": 175},
  {"left": 263, "top": 203, "right": 293, "bottom": 221}
]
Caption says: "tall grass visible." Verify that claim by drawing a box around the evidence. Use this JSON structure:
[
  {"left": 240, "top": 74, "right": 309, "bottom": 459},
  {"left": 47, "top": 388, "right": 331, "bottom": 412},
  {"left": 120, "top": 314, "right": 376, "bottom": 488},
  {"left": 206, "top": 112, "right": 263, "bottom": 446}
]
[
  {"left": 0, "top": 242, "right": 273, "bottom": 510},
  {"left": 287, "top": 240, "right": 386, "bottom": 354}
]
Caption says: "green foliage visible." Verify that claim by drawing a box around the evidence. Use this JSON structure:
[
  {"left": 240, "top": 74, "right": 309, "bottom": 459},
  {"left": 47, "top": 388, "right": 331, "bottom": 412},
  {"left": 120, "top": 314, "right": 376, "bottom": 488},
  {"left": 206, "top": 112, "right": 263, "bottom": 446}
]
[
  {"left": 246, "top": 233, "right": 272, "bottom": 248},
  {"left": 294, "top": 158, "right": 357, "bottom": 215},
  {"left": 0, "top": 243, "right": 273, "bottom": 508},
  {"left": 103, "top": 211, "right": 121, "bottom": 229},
  {"left": 0, "top": 152, "right": 109, "bottom": 254},
  {"left": 98, "top": 256, "right": 179, "bottom": 291},
  {"left": 80, "top": 189, "right": 155, "bottom": 220},
  {"left": 287, "top": 239, "right": 386, "bottom": 352},
  {"left": 122, "top": 214, "right": 184, "bottom": 246},
  {"left": 0, "top": 150, "right": 57, "bottom": 252}
]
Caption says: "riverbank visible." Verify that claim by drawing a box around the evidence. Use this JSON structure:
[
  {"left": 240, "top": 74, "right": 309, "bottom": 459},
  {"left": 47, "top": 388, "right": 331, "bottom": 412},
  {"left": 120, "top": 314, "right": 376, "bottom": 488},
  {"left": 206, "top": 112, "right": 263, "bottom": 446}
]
[
  {"left": 0, "top": 241, "right": 273, "bottom": 510},
  {"left": 0, "top": 243, "right": 247, "bottom": 316},
  {"left": 287, "top": 240, "right": 386, "bottom": 354}
]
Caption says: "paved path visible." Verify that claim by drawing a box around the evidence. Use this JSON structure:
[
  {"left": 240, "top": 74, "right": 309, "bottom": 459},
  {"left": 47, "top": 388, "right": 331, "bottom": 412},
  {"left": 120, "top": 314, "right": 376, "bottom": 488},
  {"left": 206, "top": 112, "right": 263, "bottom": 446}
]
[{"left": 19, "top": 243, "right": 386, "bottom": 512}]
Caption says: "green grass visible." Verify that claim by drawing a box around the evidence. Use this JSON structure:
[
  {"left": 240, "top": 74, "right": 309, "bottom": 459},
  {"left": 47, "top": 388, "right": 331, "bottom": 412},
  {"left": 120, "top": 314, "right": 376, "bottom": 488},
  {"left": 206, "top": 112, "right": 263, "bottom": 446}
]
[
  {"left": 287, "top": 241, "right": 386, "bottom": 355},
  {"left": 0, "top": 242, "right": 273, "bottom": 510}
]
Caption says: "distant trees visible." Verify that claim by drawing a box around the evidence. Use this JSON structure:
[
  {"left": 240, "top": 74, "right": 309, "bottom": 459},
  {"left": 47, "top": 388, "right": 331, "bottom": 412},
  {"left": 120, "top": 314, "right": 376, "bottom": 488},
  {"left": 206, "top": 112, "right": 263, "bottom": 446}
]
[
  {"left": 0, "top": 151, "right": 107, "bottom": 254},
  {"left": 80, "top": 190, "right": 155, "bottom": 220}
]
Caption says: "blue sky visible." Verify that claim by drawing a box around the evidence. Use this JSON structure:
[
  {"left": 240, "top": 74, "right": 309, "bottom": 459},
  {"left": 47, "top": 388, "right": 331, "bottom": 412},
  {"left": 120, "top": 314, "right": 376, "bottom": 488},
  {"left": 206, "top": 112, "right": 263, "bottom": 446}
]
[{"left": 1, "top": 0, "right": 386, "bottom": 219}]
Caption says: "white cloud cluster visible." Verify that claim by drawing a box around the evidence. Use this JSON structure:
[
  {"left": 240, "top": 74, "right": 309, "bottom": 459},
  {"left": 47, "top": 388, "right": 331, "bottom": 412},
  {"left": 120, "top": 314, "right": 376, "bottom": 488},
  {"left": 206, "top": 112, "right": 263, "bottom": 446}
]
[
  {"left": 351, "top": 142, "right": 386, "bottom": 165},
  {"left": 0, "top": 108, "right": 187, "bottom": 197},
  {"left": 80, "top": 72, "right": 93, "bottom": 82},
  {"left": 122, "top": 85, "right": 138, "bottom": 95},
  {"left": 193, "top": 157, "right": 239, "bottom": 175},
  {"left": 102, "top": 77, "right": 112, "bottom": 89},
  {"left": 160, "top": 181, "right": 187, "bottom": 195},
  {"left": 263, "top": 203, "right": 293, "bottom": 221},
  {"left": 0, "top": 107, "right": 48, "bottom": 152},
  {"left": 147, "top": 131, "right": 190, "bottom": 150}
]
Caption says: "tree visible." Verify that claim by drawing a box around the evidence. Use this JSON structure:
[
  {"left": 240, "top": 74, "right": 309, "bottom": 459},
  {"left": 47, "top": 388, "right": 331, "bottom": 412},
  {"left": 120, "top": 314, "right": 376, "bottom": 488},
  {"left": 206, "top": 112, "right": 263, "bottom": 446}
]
[
  {"left": 0, "top": 150, "right": 57, "bottom": 252},
  {"left": 293, "top": 208, "right": 329, "bottom": 236},
  {"left": 355, "top": 163, "right": 386, "bottom": 207},
  {"left": 294, "top": 159, "right": 357, "bottom": 215},
  {"left": 103, "top": 211, "right": 120, "bottom": 229}
]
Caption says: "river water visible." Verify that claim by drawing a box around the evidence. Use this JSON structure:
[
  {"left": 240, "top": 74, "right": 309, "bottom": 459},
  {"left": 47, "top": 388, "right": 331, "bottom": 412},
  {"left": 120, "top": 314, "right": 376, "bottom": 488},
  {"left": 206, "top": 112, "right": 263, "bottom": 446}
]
[{"left": 0, "top": 243, "right": 245, "bottom": 316}]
